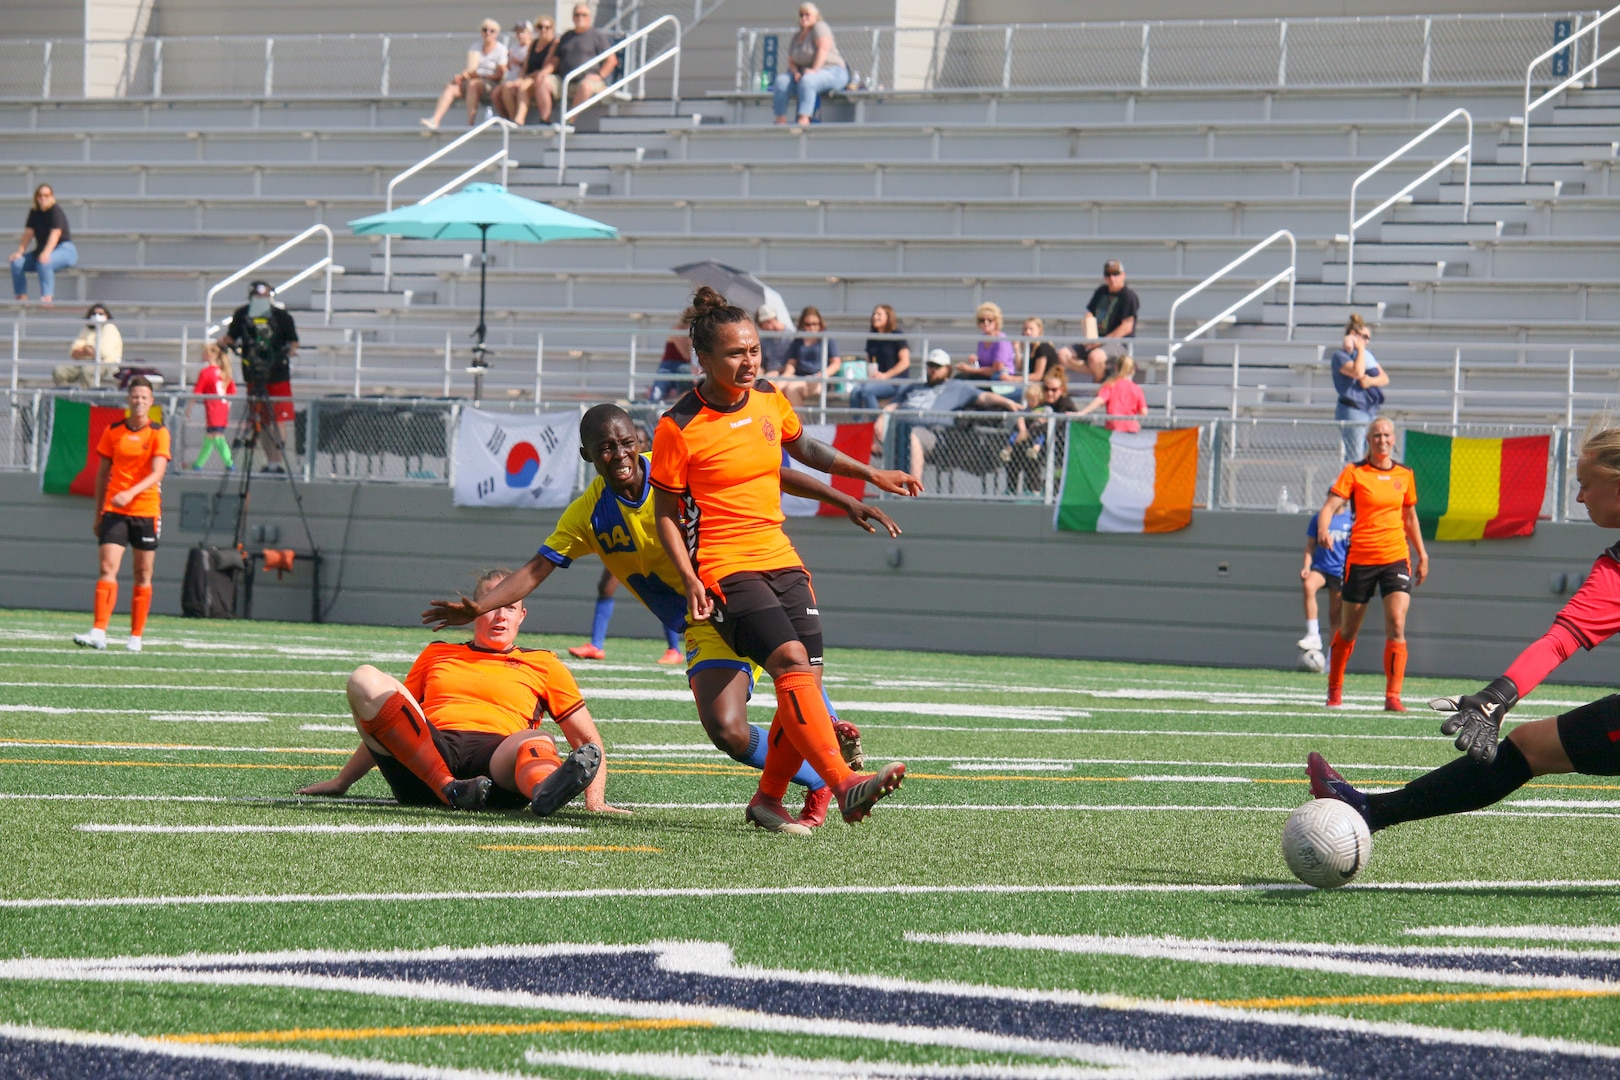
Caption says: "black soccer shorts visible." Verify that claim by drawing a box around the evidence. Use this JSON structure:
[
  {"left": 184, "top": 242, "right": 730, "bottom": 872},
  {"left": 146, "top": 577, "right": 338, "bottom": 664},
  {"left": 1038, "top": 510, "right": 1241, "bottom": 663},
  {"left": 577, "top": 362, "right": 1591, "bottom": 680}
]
[
  {"left": 371, "top": 723, "right": 535, "bottom": 809},
  {"left": 1556, "top": 695, "right": 1620, "bottom": 776},
  {"left": 708, "top": 568, "right": 823, "bottom": 670},
  {"left": 1342, "top": 560, "right": 1411, "bottom": 604},
  {"left": 97, "top": 512, "right": 159, "bottom": 552}
]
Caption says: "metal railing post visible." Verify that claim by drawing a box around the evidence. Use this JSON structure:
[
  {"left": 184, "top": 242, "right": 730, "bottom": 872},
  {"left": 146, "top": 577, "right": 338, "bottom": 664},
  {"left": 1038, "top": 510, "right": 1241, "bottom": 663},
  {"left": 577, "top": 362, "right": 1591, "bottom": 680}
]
[
  {"left": 1002, "top": 26, "right": 1014, "bottom": 89},
  {"left": 1230, "top": 343, "right": 1240, "bottom": 418},
  {"left": 627, "top": 333, "right": 637, "bottom": 400},
  {"left": 352, "top": 336, "right": 362, "bottom": 396},
  {"left": 534, "top": 333, "right": 544, "bottom": 405},
  {"left": 1277, "top": 21, "right": 1288, "bottom": 87},
  {"left": 1167, "top": 230, "right": 1297, "bottom": 364},
  {"left": 153, "top": 39, "right": 163, "bottom": 97},
  {"left": 380, "top": 35, "right": 391, "bottom": 96},
  {"left": 1568, "top": 346, "right": 1577, "bottom": 429},
  {"left": 735, "top": 28, "right": 746, "bottom": 91},
  {"left": 442, "top": 331, "right": 453, "bottom": 395},
  {"left": 179, "top": 326, "right": 189, "bottom": 389},
  {"left": 557, "top": 15, "right": 682, "bottom": 183},
  {"left": 41, "top": 42, "right": 51, "bottom": 99},
  {"left": 1042, "top": 415, "right": 1058, "bottom": 504},
  {"left": 1421, "top": 18, "right": 1432, "bottom": 85},
  {"left": 263, "top": 38, "right": 274, "bottom": 98},
  {"left": 1451, "top": 346, "right": 1462, "bottom": 430},
  {"left": 1139, "top": 23, "right": 1151, "bottom": 88},
  {"left": 204, "top": 224, "right": 336, "bottom": 335},
  {"left": 872, "top": 27, "right": 882, "bottom": 88},
  {"left": 1520, "top": 4, "right": 1620, "bottom": 180},
  {"left": 384, "top": 116, "right": 518, "bottom": 289},
  {"left": 1208, "top": 419, "right": 1224, "bottom": 510}
]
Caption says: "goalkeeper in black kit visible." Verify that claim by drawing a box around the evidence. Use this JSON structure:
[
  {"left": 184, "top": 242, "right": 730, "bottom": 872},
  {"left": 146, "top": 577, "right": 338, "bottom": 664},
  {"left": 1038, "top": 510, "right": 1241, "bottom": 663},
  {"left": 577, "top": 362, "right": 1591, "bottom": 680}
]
[{"left": 1309, "top": 428, "right": 1620, "bottom": 832}]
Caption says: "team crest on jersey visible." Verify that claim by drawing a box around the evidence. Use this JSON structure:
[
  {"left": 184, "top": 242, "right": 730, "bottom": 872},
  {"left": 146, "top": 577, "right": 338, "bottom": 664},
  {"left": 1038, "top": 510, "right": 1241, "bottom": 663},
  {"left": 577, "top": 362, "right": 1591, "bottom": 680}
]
[{"left": 761, "top": 418, "right": 777, "bottom": 444}]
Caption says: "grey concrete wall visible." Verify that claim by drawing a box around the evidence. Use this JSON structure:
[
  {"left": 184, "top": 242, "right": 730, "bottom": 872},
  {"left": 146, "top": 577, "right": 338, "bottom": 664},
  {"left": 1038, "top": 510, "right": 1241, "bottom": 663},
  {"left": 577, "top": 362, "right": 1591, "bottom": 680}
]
[
  {"left": 959, "top": 1, "right": 1588, "bottom": 21},
  {"left": 2, "top": 469, "right": 1611, "bottom": 684}
]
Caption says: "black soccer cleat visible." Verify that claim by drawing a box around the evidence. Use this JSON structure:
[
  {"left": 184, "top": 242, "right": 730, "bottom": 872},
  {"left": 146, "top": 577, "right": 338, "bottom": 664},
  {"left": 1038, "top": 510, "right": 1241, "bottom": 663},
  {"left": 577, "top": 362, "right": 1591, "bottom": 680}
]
[
  {"left": 442, "top": 775, "right": 493, "bottom": 812},
  {"left": 530, "top": 743, "right": 602, "bottom": 817}
]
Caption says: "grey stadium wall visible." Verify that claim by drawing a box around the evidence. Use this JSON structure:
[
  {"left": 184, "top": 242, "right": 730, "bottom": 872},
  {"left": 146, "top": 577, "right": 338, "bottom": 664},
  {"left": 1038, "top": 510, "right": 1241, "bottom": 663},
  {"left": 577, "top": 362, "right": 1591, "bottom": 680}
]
[{"left": 2, "top": 471, "right": 1609, "bottom": 685}]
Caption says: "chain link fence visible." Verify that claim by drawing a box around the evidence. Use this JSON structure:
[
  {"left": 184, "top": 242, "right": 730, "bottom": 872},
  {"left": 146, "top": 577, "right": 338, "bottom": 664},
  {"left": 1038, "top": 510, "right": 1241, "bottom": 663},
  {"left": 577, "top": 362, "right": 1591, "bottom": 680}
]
[{"left": 739, "top": 12, "right": 1602, "bottom": 93}]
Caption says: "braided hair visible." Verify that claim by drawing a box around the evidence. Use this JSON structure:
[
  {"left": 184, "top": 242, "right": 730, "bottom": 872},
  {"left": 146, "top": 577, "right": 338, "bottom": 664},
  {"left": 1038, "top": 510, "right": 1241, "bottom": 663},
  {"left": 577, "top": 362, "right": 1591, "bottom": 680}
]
[{"left": 683, "top": 286, "right": 751, "bottom": 359}]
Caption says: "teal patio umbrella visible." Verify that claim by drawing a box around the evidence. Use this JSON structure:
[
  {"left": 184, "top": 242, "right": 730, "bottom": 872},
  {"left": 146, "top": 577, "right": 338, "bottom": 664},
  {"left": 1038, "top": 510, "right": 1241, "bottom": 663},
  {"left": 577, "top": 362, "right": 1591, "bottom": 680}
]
[{"left": 348, "top": 182, "right": 618, "bottom": 360}]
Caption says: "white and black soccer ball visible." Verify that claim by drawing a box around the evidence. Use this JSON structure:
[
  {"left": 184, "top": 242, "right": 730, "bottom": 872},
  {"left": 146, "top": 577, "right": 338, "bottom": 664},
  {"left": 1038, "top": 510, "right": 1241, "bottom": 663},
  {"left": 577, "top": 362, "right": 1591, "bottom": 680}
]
[
  {"left": 1281, "top": 798, "right": 1371, "bottom": 889},
  {"left": 1299, "top": 648, "right": 1326, "bottom": 673}
]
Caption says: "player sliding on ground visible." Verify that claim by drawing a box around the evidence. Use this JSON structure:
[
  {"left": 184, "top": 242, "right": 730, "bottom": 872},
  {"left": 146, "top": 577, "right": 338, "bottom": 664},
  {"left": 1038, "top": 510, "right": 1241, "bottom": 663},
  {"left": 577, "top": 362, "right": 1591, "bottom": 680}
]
[
  {"left": 651, "top": 287, "right": 921, "bottom": 835},
  {"left": 421, "top": 402, "right": 904, "bottom": 828},
  {"left": 1309, "top": 425, "right": 1620, "bottom": 832},
  {"left": 302, "top": 568, "right": 615, "bottom": 816},
  {"left": 1314, "top": 417, "right": 1430, "bottom": 710}
]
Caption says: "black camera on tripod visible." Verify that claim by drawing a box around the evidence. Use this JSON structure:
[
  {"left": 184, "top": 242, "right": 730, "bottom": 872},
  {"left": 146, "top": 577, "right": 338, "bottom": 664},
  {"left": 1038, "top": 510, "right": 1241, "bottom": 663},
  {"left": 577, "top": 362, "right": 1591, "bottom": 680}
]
[{"left": 237, "top": 318, "right": 288, "bottom": 397}]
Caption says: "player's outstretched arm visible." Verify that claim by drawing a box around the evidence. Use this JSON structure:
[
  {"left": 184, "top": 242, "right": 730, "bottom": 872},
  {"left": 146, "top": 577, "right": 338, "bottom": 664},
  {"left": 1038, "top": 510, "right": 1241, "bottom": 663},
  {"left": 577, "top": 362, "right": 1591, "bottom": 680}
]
[
  {"left": 1316, "top": 493, "right": 1348, "bottom": 549},
  {"left": 1432, "top": 677, "right": 1520, "bottom": 765},
  {"left": 1403, "top": 503, "right": 1429, "bottom": 585},
  {"left": 556, "top": 707, "right": 629, "bottom": 814},
  {"left": 786, "top": 434, "right": 923, "bottom": 497},
  {"left": 779, "top": 467, "right": 902, "bottom": 537},
  {"left": 654, "top": 487, "right": 713, "bottom": 623},
  {"left": 423, "top": 551, "right": 556, "bottom": 629},
  {"left": 297, "top": 745, "right": 375, "bottom": 797}
]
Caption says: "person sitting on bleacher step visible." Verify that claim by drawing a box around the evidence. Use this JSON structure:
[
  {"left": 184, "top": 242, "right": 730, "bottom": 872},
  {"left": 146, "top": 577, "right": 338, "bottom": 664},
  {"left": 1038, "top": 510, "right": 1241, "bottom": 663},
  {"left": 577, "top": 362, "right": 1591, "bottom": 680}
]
[{"left": 773, "top": 3, "right": 849, "bottom": 127}]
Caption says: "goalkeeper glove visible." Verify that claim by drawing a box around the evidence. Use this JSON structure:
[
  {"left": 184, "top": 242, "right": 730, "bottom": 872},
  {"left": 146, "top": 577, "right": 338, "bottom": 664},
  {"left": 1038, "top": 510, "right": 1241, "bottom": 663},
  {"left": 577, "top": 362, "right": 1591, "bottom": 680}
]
[{"left": 1430, "top": 676, "right": 1520, "bottom": 765}]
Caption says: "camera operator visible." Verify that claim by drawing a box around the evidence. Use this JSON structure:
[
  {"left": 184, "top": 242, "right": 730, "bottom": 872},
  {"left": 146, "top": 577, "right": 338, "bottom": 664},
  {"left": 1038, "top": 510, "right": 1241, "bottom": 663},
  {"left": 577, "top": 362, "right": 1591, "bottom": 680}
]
[{"left": 217, "top": 280, "right": 298, "bottom": 474}]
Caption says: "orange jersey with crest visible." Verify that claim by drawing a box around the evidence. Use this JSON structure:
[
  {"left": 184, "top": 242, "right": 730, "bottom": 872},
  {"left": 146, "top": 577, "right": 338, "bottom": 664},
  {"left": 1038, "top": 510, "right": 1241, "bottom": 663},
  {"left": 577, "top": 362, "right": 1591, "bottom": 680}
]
[
  {"left": 403, "top": 641, "right": 586, "bottom": 738},
  {"left": 96, "top": 419, "right": 170, "bottom": 518},
  {"left": 1330, "top": 459, "right": 1417, "bottom": 567},
  {"left": 650, "top": 381, "right": 804, "bottom": 594}
]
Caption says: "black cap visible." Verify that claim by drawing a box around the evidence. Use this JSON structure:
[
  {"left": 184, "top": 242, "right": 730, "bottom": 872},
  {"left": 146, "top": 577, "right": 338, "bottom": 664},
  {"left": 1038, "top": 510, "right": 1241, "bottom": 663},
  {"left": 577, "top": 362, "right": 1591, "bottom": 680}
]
[{"left": 249, "top": 280, "right": 273, "bottom": 297}]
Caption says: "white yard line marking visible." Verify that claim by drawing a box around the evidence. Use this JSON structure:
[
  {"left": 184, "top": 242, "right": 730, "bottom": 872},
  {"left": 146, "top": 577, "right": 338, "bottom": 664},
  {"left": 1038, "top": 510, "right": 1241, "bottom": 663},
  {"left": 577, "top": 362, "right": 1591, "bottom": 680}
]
[
  {"left": 0, "top": 706, "right": 352, "bottom": 719},
  {"left": 0, "top": 793, "right": 399, "bottom": 807},
  {"left": 520, "top": 1048, "right": 1294, "bottom": 1079},
  {"left": 619, "top": 802, "right": 1294, "bottom": 813},
  {"left": 950, "top": 762, "right": 1072, "bottom": 772},
  {"left": 1508, "top": 799, "right": 1620, "bottom": 809},
  {"left": 0, "top": 740, "right": 351, "bottom": 755},
  {"left": 76, "top": 823, "right": 585, "bottom": 835},
  {"left": 1405, "top": 925, "right": 1620, "bottom": 943},
  {"left": 301, "top": 724, "right": 356, "bottom": 733},
  {"left": 148, "top": 714, "right": 273, "bottom": 724},
  {"left": 1130, "top": 776, "right": 1254, "bottom": 784},
  {"left": 904, "top": 932, "right": 1620, "bottom": 992}
]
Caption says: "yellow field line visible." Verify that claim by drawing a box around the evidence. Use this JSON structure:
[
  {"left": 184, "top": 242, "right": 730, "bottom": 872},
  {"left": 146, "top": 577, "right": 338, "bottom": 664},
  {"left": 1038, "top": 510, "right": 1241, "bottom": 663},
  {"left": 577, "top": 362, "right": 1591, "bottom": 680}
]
[
  {"left": 1201, "top": 987, "right": 1620, "bottom": 1009},
  {"left": 0, "top": 757, "right": 328, "bottom": 771},
  {"left": 477, "top": 844, "right": 662, "bottom": 853},
  {"left": 159, "top": 1016, "right": 705, "bottom": 1045}
]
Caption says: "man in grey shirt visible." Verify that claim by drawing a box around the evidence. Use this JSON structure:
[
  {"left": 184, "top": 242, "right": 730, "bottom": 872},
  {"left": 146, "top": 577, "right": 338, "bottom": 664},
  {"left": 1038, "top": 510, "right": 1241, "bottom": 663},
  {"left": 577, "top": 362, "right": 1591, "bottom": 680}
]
[
  {"left": 541, "top": 3, "right": 619, "bottom": 112},
  {"left": 880, "top": 349, "right": 1021, "bottom": 481}
]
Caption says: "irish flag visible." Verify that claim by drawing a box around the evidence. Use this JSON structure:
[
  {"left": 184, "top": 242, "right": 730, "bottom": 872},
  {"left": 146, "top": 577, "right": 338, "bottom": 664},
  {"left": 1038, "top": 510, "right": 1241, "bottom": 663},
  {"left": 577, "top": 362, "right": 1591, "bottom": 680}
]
[
  {"left": 782, "top": 422, "right": 876, "bottom": 517},
  {"left": 1405, "top": 430, "right": 1549, "bottom": 540},
  {"left": 41, "top": 399, "right": 126, "bottom": 496},
  {"left": 1056, "top": 424, "right": 1199, "bottom": 533}
]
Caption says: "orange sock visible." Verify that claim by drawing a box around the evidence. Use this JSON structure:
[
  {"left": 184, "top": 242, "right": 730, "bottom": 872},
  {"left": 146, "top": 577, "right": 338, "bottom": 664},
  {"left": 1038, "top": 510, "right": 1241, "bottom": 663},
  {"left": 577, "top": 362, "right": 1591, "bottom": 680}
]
[
  {"left": 1384, "top": 640, "right": 1408, "bottom": 700},
  {"left": 1328, "top": 632, "right": 1355, "bottom": 691},
  {"left": 358, "top": 692, "right": 454, "bottom": 803},
  {"left": 93, "top": 580, "right": 117, "bottom": 631},
  {"left": 757, "top": 717, "right": 804, "bottom": 800},
  {"left": 513, "top": 738, "right": 561, "bottom": 799},
  {"left": 130, "top": 585, "right": 152, "bottom": 637},
  {"left": 771, "top": 670, "right": 853, "bottom": 789}
]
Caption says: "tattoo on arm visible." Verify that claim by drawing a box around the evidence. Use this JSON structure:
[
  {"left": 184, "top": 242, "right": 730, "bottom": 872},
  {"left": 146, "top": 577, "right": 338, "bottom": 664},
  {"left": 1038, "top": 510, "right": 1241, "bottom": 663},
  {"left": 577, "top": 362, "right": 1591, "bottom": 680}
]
[{"left": 790, "top": 435, "right": 867, "bottom": 479}]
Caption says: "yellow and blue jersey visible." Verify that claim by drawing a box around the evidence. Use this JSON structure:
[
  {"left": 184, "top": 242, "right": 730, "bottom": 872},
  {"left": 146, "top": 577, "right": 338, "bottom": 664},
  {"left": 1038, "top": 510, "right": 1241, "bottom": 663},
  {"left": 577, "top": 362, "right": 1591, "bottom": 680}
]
[{"left": 539, "top": 454, "right": 692, "bottom": 639}]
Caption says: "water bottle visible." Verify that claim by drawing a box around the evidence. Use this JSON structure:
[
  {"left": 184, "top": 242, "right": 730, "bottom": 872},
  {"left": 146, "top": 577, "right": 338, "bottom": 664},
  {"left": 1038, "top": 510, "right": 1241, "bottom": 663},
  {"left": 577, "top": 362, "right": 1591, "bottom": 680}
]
[{"left": 1276, "top": 486, "right": 1298, "bottom": 514}]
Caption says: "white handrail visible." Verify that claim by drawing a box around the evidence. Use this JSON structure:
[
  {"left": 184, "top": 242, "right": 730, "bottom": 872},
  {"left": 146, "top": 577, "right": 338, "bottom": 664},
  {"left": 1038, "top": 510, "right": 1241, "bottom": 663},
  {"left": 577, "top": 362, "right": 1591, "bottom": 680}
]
[
  {"left": 556, "top": 15, "right": 681, "bottom": 184},
  {"left": 204, "top": 225, "right": 337, "bottom": 336},
  {"left": 1345, "top": 108, "right": 1473, "bottom": 302},
  {"left": 1165, "top": 230, "right": 1296, "bottom": 420},
  {"left": 383, "top": 116, "right": 518, "bottom": 290},
  {"left": 1521, "top": 5, "right": 1620, "bottom": 180}
]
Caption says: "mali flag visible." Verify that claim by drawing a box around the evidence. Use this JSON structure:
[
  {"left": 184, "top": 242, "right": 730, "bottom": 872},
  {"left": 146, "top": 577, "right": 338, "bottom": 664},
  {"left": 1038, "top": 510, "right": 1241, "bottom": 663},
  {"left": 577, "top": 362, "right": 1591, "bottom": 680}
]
[
  {"left": 41, "top": 399, "right": 126, "bottom": 496},
  {"left": 1055, "top": 424, "right": 1199, "bottom": 533},
  {"left": 1405, "top": 430, "right": 1549, "bottom": 540}
]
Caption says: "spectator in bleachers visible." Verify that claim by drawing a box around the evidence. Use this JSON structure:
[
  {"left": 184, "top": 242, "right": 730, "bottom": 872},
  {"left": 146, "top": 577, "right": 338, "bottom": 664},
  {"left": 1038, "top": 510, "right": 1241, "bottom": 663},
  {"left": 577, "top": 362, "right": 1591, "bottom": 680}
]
[
  {"left": 1004, "top": 368, "right": 1078, "bottom": 494},
  {"left": 755, "top": 303, "right": 794, "bottom": 375},
  {"left": 880, "top": 349, "right": 1021, "bottom": 483},
  {"left": 649, "top": 314, "right": 696, "bottom": 403},
  {"left": 769, "top": 305, "right": 842, "bottom": 408},
  {"left": 491, "top": 20, "right": 535, "bottom": 122},
  {"left": 1061, "top": 259, "right": 1139, "bottom": 383},
  {"left": 1020, "top": 316, "right": 1059, "bottom": 381},
  {"left": 421, "top": 19, "right": 509, "bottom": 131},
  {"left": 540, "top": 4, "right": 618, "bottom": 115},
  {"left": 54, "top": 304, "right": 122, "bottom": 388},
  {"left": 1074, "top": 354, "right": 1148, "bottom": 433},
  {"left": 10, "top": 184, "right": 76, "bottom": 307},
  {"left": 1331, "top": 313, "right": 1389, "bottom": 463},
  {"left": 848, "top": 304, "right": 911, "bottom": 410},
  {"left": 773, "top": 3, "right": 850, "bottom": 127},
  {"left": 502, "top": 14, "right": 560, "bottom": 125},
  {"left": 955, "top": 302, "right": 1017, "bottom": 381}
]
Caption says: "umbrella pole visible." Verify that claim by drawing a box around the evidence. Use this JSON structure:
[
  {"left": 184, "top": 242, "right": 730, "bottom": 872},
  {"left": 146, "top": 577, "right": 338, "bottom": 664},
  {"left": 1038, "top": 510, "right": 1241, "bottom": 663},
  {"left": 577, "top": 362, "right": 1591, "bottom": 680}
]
[{"left": 472, "top": 224, "right": 489, "bottom": 406}]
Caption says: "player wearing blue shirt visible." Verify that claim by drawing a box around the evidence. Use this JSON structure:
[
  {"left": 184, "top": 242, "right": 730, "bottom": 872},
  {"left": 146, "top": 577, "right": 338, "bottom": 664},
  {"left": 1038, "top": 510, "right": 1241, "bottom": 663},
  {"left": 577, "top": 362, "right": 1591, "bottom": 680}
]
[{"left": 1300, "top": 509, "right": 1352, "bottom": 652}]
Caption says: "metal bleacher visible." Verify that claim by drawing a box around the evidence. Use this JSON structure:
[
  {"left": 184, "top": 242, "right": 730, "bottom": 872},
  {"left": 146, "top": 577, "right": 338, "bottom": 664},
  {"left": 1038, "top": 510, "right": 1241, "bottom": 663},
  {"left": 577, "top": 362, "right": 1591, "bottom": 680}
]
[{"left": 2, "top": 9, "right": 1619, "bottom": 427}]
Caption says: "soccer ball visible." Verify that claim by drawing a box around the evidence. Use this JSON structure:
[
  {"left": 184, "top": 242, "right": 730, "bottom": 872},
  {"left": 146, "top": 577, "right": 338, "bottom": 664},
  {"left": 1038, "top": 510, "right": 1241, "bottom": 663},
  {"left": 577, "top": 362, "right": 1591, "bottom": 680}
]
[
  {"left": 1299, "top": 648, "right": 1325, "bottom": 673},
  {"left": 1281, "top": 799, "right": 1371, "bottom": 889}
]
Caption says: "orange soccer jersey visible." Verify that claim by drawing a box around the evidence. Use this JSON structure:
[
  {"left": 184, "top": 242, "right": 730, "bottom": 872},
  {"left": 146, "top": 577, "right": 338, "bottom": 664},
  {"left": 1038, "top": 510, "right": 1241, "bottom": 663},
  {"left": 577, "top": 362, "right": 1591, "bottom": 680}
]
[
  {"left": 96, "top": 419, "right": 170, "bottom": 518},
  {"left": 1330, "top": 459, "right": 1417, "bottom": 567},
  {"left": 403, "top": 641, "right": 585, "bottom": 738},
  {"left": 650, "top": 381, "right": 804, "bottom": 594}
]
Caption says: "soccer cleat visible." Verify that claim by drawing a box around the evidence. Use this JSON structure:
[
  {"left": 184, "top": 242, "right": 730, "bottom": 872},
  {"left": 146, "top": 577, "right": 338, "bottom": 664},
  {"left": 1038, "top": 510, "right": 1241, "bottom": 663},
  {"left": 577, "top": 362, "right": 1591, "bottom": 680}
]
[
  {"left": 745, "top": 792, "right": 812, "bottom": 836},
  {"left": 530, "top": 742, "right": 601, "bottom": 817},
  {"left": 73, "top": 631, "right": 107, "bottom": 651},
  {"left": 442, "top": 775, "right": 492, "bottom": 811},
  {"left": 832, "top": 719, "right": 864, "bottom": 771},
  {"left": 1384, "top": 695, "right": 1406, "bottom": 712},
  {"left": 567, "top": 643, "right": 606, "bottom": 661},
  {"left": 1297, "top": 634, "right": 1323, "bottom": 652},
  {"left": 126, "top": 636, "right": 142, "bottom": 653},
  {"left": 1325, "top": 685, "right": 1343, "bottom": 707},
  {"left": 656, "top": 647, "right": 683, "bottom": 666},
  {"left": 1305, "top": 752, "right": 1372, "bottom": 828},
  {"left": 833, "top": 761, "right": 906, "bottom": 824},
  {"left": 798, "top": 784, "right": 832, "bottom": 829}
]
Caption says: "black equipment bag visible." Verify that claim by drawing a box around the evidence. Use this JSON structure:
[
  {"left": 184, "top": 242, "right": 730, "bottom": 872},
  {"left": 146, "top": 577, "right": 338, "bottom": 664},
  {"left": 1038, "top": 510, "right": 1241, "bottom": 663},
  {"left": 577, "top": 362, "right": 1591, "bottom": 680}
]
[{"left": 182, "top": 545, "right": 241, "bottom": 619}]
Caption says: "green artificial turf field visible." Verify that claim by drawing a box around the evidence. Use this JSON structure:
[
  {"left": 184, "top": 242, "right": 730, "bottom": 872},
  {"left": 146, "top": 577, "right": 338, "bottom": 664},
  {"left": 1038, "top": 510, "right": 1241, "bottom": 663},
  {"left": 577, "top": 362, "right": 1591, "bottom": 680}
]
[{"left": 2, "top": 605, "right": 1619, "bottom": 1079}]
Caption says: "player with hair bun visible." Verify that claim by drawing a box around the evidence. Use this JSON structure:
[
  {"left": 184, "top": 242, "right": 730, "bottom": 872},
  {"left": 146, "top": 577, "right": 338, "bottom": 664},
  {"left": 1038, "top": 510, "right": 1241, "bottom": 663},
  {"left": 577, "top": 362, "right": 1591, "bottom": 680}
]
[
  {"left": 1309, "top": 423, "right": 1620, "bottom": 832},
  {"left": 651, "top": 286, "right": 921, "bottom": 835}
]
